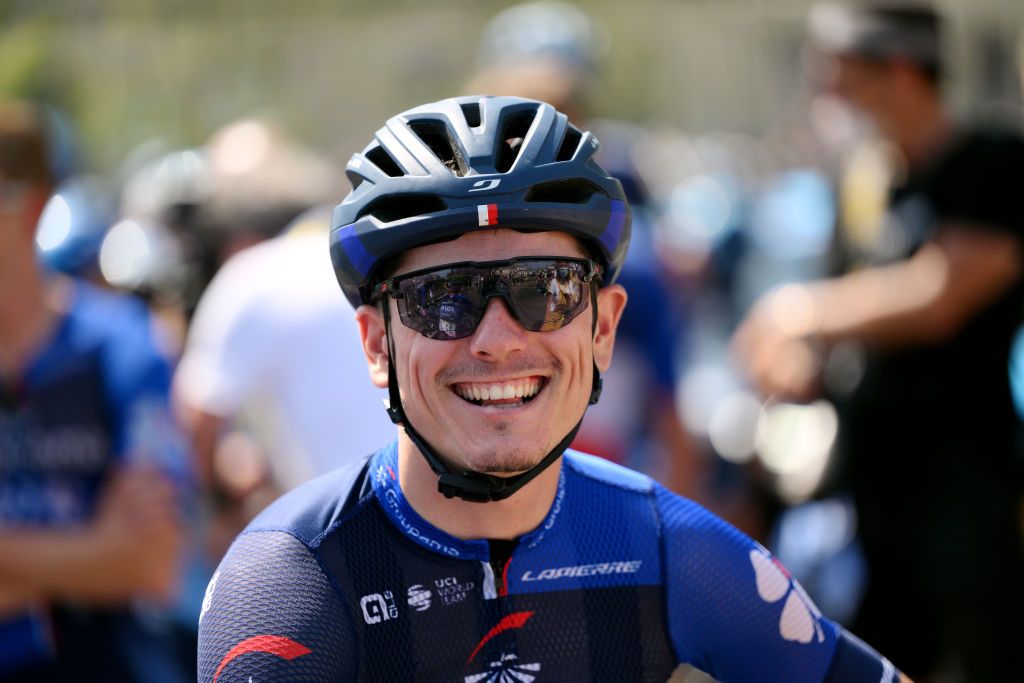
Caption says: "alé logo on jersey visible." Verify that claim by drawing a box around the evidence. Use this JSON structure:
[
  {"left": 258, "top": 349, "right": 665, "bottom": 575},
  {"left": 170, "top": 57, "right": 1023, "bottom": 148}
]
[{"left": 360, "top": 590, "right": 398, "bottom": 625}]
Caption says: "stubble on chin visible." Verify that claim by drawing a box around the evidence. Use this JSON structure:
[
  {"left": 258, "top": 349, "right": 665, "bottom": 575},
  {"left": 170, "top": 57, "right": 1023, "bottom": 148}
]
[{"left": 464, "top": 426, "right": 547, "bottom": 474}]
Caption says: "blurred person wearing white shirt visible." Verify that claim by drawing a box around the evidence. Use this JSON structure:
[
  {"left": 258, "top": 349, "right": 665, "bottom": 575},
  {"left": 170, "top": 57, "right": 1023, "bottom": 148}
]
[{"left": 175, "top": 207, "right": 394, "bottom": 497}]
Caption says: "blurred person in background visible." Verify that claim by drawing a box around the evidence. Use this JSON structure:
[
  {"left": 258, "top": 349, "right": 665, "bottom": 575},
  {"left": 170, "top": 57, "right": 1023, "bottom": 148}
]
[
  {"left": 732, "top": 4, "right": 1024, "bottom": 681},
  {"left": 0, "top": 100, "right": 191, "bottom": 681},
  {"left": 465, "top": 0, "right": 702, "bottom": 498},
  {"left": 172, "top": 118, "right": 394, "bottom": 561}
]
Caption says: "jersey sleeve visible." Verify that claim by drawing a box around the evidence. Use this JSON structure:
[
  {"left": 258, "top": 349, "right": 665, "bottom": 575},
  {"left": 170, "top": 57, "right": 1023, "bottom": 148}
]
[
  {"left": 655, "top": 486, "right": 899, "bottom": 682},
  {"left": 197, "top": 530, "right": 358, "bottom": 682}
]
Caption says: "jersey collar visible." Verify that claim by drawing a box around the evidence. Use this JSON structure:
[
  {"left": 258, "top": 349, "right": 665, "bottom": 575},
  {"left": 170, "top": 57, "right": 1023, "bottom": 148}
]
[{"left": 369, "top": 442, "right": 569, "bottom": 561}]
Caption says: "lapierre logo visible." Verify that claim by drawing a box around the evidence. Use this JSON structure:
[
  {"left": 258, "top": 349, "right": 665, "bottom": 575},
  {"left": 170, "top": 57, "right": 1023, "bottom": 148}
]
[
  {"left": 521, "top": 560, "right": 642, "bottom": 582},
  {"left": 360, "top": 591, "right": 398, "bottom": 625},
  {"left": 435, "top": 576, "right": 475, "bottom": 605},
  {"left": 468, "top": 178, "right": 501, "bottom": 192},
  {"left": 407, "top": 584, "right": 432, "bottom": 612}
]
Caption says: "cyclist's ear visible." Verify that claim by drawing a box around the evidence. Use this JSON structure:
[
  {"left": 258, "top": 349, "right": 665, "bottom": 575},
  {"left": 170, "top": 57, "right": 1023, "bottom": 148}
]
[
  {"left": 593, "top": 284, "right": 627, "bottom": 373},
  {"left": 356, "top": 303, "right": 390, "bottom": 389}
]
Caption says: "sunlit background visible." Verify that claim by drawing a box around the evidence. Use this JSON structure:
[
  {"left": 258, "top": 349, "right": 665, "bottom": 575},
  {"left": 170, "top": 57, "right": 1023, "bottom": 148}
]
[
  {"left": 15, "top": 0, "right": 1024, "bottom": 505},
  {"left": 3, "top": 0, "right": 1023, "bottom": 172}
]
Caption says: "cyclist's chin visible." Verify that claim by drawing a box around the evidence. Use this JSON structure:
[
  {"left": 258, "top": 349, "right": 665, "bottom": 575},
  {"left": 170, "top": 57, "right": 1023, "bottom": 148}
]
[
  {"left": 459, "top": 441, "right": 549, "bottom": 476},
  {"left": 426, "top": 377, "right": 578, "bottom": 472}
]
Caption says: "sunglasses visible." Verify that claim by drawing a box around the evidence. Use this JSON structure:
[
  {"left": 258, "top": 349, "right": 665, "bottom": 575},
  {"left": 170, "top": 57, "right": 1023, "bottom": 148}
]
[{"left": 371, "top": 256, "right": 603, "bottom": 340}]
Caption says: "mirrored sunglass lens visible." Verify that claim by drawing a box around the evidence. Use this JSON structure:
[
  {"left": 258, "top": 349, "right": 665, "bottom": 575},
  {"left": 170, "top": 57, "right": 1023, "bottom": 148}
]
[
  {"left": 394, "top": 259, "right": 591, "bottom": 338},
  {"left": 398, "top": 272, "right": 484, "bottom": 339},
  {"left": 512, "top": 262, "right": 588, "bottom": 331}
]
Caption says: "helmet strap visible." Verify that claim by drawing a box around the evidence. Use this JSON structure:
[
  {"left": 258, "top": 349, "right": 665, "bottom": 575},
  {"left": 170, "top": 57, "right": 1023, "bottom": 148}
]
[{"left": 381, "top": 300, "right": 601, "bottom": 503}]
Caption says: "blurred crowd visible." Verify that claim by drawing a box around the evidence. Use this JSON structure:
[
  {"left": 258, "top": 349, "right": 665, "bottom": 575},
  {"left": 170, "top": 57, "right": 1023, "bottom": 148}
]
[{"left": 2, "top": 2, "right": 1023, "bottom": 682}]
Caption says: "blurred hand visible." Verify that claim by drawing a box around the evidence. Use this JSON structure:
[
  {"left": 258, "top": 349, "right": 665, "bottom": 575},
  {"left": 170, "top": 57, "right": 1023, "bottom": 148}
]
[
  {"left": 86, "top": 467, "right": 182, "bottom": 603},
  {"left": 731, "top": 286, "right": 825, "bottom": 403}
]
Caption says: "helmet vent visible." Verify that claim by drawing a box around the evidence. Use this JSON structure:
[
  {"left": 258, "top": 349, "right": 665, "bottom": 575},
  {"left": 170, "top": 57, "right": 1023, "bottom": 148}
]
[
  {"left": 346, "top": 169, "right": 365, "bottom": 191},
  {"left": 409, "top": 120, "right": 469, "bottom": 177},
  {"left": 358, "top": 194, "right": 447, "bottom": 223},
  {"left": 495, "top": 108, "right": 538, "bottom": 173},
  {"left": 524, "top": 179, "right": 605, "bottom": 205},
  {"left": 365, "top": 145, "right": 404, "bottom": 177},
  {"left": 460, "top": 102, "right": 482, "bottom": 128},
  {"left": 556, "top": 125, "right": 583, "bottom": 161}
]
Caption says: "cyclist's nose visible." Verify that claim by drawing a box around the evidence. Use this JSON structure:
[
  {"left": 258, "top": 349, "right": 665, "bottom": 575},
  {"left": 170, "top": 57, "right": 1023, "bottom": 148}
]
[{"left": 468, "top": 295, "right": 528, "bottom": 358}]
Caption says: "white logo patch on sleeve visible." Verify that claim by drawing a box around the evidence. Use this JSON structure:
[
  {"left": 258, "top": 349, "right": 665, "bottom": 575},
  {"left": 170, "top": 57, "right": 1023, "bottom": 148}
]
[{"left": 749, "top": 547, "right": 825, "bottom": 644}]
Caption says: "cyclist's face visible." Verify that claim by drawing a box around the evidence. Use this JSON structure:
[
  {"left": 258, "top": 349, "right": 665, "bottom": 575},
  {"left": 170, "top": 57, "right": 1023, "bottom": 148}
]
[{"left": 363, "top": 229, "right": 626, "bottom": 476}]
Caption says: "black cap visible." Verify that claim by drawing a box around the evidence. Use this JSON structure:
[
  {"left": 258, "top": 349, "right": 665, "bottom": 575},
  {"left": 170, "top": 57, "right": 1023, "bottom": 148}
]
[{"left": 809, "top": 2, "right": 942, "bottom": 72}]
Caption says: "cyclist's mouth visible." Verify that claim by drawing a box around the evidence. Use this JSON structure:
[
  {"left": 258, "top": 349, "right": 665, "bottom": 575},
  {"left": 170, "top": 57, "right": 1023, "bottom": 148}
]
[{"left": 450, "top": 376, "right": 545, "bottom": 408}]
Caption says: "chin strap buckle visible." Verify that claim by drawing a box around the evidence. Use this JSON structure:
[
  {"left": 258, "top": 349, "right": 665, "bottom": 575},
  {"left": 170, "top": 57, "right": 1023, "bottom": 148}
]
[{"left": 437, "top": 472, "right": 505, "bottom": 503}]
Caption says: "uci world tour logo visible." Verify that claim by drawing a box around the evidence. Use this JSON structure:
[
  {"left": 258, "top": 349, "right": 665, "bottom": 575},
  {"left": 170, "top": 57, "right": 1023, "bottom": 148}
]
[{"left": 749, "top": 547, "right": 825, "bottom": 644}]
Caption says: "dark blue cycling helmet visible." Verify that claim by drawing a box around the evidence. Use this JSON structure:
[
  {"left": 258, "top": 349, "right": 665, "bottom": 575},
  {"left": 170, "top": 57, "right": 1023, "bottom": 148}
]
[
  {"left": 330, "top": 95, "right": 630, "bottom": 308},
  {"left": 330, "top": 96, "right": 630, "bottom": 503}
]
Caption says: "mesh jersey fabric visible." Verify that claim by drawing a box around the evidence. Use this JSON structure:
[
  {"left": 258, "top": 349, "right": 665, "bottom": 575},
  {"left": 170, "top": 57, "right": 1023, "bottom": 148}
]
[{"left": 198, "top": 443, "right": 898, "bottom": 682}]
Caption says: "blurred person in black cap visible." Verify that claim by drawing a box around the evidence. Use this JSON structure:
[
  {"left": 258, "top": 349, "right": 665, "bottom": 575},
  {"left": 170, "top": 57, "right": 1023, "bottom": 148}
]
[{"left": 733, "top": 3, "right": 1024, "bottom": 681}]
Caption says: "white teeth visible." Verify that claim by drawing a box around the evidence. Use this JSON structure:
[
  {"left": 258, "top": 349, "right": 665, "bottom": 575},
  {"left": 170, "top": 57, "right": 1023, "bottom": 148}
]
[{"left": 454, "top": 379, "right": 541, "bottom": 403}]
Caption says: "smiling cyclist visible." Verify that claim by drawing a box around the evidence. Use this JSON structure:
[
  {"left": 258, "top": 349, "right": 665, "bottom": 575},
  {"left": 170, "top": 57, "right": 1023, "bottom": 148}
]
[{"left": 196, "top": 95, "right": 910, "bottom": 682}]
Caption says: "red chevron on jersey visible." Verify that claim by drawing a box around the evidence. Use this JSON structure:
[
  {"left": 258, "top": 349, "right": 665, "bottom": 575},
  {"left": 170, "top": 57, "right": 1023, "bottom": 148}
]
[{"left": 213, "top": 635, "right": 312, "bottom": 682}]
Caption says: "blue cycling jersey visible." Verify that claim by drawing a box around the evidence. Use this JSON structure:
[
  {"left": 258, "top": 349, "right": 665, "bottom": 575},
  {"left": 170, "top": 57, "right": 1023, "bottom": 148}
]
[
  {"left": 198, "top": 443, "right": 899, "bottom": 682},
  {"left": 0, "top": 281, "right": 191, "bottom": 679}
]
